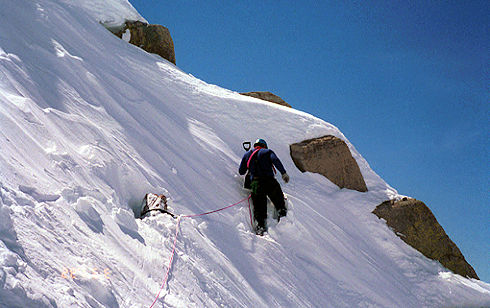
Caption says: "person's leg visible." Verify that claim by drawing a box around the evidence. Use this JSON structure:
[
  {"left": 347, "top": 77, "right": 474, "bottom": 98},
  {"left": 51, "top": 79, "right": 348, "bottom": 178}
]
[
  {"left": 266, "top": 178, "right": 287, "bottom": 217},
  {"left": 251, "top": 179, "right": 267, "bottom": 228}
]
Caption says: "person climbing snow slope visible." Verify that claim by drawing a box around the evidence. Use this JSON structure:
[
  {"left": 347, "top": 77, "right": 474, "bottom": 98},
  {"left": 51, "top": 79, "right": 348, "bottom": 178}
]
[{"left": 239, "top": 138, "right": 290, "bottom": 235}]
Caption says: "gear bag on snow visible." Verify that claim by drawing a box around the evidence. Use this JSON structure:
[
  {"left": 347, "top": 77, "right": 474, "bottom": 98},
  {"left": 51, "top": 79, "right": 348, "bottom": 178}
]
[{"left": 140, "top": 193, "right": 174, "bottom": 218}]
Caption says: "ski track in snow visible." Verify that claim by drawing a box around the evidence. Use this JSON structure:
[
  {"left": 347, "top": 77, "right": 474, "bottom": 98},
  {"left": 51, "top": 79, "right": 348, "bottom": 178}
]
[{"left": 0, "top": 0, "right": 489, "bottom": 307}]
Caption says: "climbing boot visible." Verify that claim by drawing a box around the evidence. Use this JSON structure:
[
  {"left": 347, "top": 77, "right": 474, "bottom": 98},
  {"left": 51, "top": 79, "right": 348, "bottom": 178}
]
[
  {"left": 255, "top": 225, "right": 266, "bottom": 236},
  {"left": 277, "top": 208, "right": 287, "bottom": 221}
]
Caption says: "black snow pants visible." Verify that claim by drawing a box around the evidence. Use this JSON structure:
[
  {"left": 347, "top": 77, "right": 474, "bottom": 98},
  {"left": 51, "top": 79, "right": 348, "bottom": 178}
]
[{"left": 250, "top": 177, "right": 286, "bottom": 228}]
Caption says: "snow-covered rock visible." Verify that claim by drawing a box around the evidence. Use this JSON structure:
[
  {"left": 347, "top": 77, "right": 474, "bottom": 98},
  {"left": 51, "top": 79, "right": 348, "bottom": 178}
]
[
  {"left": 109, "top": 20, "right": 176, "bottom": 64},
  {"left": 373, "top": 198, "right": 479, "bottom": 279},
  {"left": 240, "top": 91, "right": 292, "bottom": 108}
]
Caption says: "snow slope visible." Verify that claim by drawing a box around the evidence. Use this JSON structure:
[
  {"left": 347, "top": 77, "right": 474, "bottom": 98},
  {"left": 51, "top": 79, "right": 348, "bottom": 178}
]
[{"left": 0, "top": 0, "right": 489, "bottom": 307}]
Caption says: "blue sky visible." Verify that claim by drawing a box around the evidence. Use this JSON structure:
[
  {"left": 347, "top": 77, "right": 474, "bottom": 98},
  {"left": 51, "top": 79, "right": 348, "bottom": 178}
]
[{"left": 129, "top": 1, "right": 489, "bottom": 281}]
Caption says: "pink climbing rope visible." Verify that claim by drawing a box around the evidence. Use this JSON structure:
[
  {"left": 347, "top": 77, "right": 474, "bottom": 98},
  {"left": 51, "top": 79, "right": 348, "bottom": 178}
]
[
  {"left": 183, "top": 195, "right": 252, "bottom": 218},
  {"left": 247, "top": 194, "right": 254, "bottom": 229},
  {"left": 149, "top": 195, "right": 252, "bottom": 308},
  {"left": 149, "top": 216, "right": 181, "bottom": 308}
]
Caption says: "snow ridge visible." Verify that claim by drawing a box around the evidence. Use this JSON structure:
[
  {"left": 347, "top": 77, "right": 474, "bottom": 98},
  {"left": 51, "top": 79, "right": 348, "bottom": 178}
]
[{"left": 0, "top": 0, "right": 489, "bottom": 307}]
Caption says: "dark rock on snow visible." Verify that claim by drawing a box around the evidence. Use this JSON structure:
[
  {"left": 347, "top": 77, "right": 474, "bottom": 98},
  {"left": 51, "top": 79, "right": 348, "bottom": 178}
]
[
  {"left": 373, "top": 198, "right": 479, "bottom": 279},
  {"left": 240, "top": 91, "right": 292, "bottom": 108},
  {"left": 290, "top": 135, "right": 368, "bottom": 192},
  {"left": 110, "top": 21, "right": 176, "bottom": 64}
]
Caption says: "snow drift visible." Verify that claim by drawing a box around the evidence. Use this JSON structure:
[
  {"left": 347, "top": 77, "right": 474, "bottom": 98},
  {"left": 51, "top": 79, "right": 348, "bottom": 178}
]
[{"left": 0, "top": 0, "right": 489, "bottom": 307}]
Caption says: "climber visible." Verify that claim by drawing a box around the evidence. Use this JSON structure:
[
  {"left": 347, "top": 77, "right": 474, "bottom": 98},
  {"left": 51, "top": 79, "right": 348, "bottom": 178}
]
[{"left": 239, "top": 138, "right": 289, "bottom": 235}]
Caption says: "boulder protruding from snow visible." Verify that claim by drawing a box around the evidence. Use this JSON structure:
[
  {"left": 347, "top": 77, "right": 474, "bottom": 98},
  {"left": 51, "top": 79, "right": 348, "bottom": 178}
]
[
  {"left": 240, "top": 91, "right": 292, "bottom": 108},
  {"left": 110, "top": 21, "right": 176, "bottom": 64},
  {"left": 373, "top": 198, "right": 479, "bottom": 279},
  {"left": 290, "top": 135, "right": 368, "bottom": 192}
]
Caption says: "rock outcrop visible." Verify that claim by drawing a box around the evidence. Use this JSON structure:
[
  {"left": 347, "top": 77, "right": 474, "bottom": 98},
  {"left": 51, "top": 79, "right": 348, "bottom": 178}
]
[
  {"left": 240, "top": 91, "right": 292, "bottom": 108},
  {"left": 373, "top": 198, "right": 479, "bottom": 279},
  {"left": 110, "top": 21, "right": 175, "bottom": 64},
  {"left": 290, "top": 135, "right": 368, "bottom": 192}
]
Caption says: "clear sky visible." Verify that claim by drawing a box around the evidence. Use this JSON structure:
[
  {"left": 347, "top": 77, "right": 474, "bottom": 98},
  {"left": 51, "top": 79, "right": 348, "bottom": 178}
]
[{"left": 129, "top": 1, "right": 489, "bottom": 281}]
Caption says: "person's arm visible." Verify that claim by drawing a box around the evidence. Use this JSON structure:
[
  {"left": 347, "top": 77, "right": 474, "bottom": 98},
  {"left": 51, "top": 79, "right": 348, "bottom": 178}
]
[
  {"left": 270, "top": 151, "right": 286, "bottom": 175},
  {"left": 238, "top": 152, "right": 249, "bottom": 175}
]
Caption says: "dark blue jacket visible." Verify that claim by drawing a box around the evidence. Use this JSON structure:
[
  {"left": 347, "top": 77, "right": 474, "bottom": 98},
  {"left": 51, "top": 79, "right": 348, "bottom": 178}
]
[{"left": 239, "top": 147, "right": 286, "bottom": 179}]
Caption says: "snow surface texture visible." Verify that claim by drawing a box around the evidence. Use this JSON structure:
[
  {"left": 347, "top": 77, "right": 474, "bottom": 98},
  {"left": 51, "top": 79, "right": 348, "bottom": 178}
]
[
  {"left": 0, "top": 0, "right": 489, "bottom": 307},
  {"left": 59, "top": 0, "right": 146, "bottom": 27}
]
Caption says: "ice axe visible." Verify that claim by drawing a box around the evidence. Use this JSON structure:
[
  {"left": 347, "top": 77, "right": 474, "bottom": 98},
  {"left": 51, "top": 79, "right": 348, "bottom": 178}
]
[
  {"left": 242, "top": 141, "right": 252, "bottom": 189},
  {"left": 242, "top": 141, "right": 251, "bottom": 151}
]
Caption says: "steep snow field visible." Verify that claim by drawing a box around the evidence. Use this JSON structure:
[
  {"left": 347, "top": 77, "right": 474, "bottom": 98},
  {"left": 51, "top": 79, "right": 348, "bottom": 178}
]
[{"left": 0, "top": 1, "right": 489, "bottom": 307}]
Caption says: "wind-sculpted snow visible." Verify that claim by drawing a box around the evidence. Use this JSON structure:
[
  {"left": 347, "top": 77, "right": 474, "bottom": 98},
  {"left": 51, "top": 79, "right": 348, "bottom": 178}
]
[
  {"left": 59, "top": 0, "right": 146, "bottom": 27},
  {"left": 0, "top": 0, "right": 489, "bottom": 307}
]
